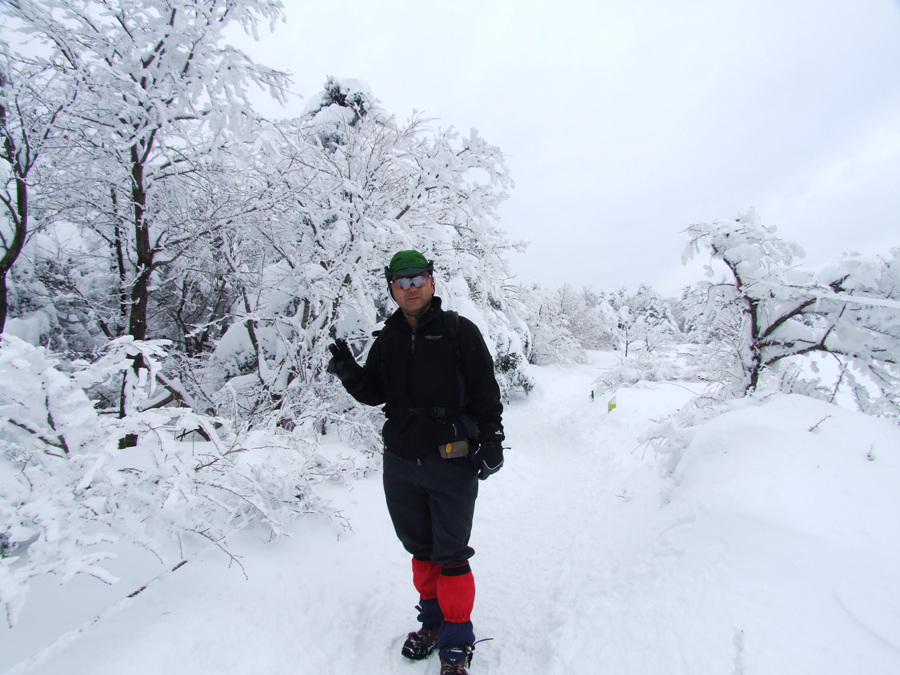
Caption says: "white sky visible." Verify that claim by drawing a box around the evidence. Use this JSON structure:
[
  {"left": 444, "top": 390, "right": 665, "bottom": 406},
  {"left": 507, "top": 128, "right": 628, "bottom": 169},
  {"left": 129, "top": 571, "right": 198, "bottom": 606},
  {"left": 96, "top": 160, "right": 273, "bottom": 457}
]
[{"left": 235, "top": 0, "right": 900, "bottom": 296}]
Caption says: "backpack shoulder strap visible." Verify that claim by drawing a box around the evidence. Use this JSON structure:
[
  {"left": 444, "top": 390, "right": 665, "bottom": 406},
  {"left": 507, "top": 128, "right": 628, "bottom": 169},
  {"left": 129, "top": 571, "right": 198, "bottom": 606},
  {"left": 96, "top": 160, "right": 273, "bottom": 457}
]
[
  {"left": 445, "top": 311, "right": 466, "bottom": 407},
  {"left": 446, "top": 310, "right": 459, "bottom": 343}
]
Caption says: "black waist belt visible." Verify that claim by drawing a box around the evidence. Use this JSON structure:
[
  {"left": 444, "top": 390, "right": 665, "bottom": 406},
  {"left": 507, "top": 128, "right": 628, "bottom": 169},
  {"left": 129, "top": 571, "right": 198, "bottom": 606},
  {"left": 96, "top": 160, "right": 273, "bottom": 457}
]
[{"left": 386, "top": 406, "right": 466, "bottom": 419}]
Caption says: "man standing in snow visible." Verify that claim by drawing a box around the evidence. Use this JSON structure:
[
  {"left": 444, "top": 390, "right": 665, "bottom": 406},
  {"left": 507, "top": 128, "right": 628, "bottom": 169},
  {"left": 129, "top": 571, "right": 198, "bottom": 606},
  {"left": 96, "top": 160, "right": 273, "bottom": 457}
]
[{"left": 327, "top": 249, "right": 505, "bottom": 675}]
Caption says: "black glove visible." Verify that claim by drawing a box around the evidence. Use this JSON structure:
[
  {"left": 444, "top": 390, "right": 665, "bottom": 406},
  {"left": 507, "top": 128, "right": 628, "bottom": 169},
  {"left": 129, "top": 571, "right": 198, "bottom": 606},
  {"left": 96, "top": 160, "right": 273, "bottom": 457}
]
[
  {"left": 474, "top": 440, "right": 504, "bottom": 480},
  {"left": 326, "top": 339, "right": 361, "bottom": 383}
]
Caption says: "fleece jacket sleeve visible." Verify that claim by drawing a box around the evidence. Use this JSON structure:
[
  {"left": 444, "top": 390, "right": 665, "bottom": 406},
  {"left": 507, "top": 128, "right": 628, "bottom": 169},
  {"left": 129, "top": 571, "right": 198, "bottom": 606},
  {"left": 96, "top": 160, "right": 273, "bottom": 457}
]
[
  {"left": 458, "top": 317, "right": 505, "bottom": 444},
  {"left": 340, "top": 336, "right": 387, "bottom": 407}
]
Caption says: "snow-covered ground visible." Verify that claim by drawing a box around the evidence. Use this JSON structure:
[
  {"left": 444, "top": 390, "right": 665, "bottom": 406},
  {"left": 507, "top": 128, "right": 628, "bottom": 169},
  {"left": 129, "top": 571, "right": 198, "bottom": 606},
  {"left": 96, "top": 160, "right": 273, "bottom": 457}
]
[{"left": 3, "top": 353, "right": 899, "bottom": 674}]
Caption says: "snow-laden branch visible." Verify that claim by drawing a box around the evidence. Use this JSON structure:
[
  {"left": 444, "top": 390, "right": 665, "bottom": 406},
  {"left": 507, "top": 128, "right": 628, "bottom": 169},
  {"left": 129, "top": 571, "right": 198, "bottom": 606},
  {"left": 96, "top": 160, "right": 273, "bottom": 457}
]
[
  {"left": 682, "top": 211, "right": 899, "bottom": 411},
  {"left": 0, "top": 334, "right": 358, "bottom": 626}
]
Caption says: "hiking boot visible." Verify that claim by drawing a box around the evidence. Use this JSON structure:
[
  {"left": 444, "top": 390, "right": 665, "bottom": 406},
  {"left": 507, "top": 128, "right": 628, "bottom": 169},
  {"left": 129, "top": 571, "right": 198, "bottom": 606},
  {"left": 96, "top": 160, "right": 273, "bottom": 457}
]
[
  {"left": 439, "top": 645, "right": 473, "bottom": 674},
  {"left": 401, "top": 625, "right": 440, "bottom": 660}
]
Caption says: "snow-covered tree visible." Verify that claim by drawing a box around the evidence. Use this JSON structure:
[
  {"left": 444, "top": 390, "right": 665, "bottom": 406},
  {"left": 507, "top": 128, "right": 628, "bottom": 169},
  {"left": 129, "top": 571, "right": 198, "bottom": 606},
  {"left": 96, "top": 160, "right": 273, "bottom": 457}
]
[
  {"left": 153, "top": 78, "right": 532, "bottom": 433},
  {"left": 2, "top": 0, "right": 294, "bottom": 441},
  {"left": 3, "top": 0, "right": 289, "bottom": 344},
  {"left": 0, "top": 333, "right": 357, "bottom": 626},
  {"left": 683, "top": 210, "right": 900, "bottom": 415},
  {"left": 518, "top": 283, "right": 584, "bottom": 365},
  {"left": 599, "top": 285, "right": 681, "bottom": 356},
  {"left": 0, "top": 47, "right": 73, "bottom": 334},
  {"left": 517, "top": 281, "right": 683, "bottom": 365},
  {"left": 623, "top": 283, "right": 681, "bottom": 353},
  {"left": 0, "top": 65, "right": 31, "bottom": 334},
  {"left": 572, "top": 287, "right": 620, "bottom": 350}
]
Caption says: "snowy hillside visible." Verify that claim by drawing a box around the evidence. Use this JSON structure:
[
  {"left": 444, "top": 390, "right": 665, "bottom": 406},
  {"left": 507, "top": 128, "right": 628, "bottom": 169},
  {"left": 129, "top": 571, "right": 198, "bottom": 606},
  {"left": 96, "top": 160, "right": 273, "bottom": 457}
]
[{"left": 3, "top": 353, "right": 899, "bottom": 675}]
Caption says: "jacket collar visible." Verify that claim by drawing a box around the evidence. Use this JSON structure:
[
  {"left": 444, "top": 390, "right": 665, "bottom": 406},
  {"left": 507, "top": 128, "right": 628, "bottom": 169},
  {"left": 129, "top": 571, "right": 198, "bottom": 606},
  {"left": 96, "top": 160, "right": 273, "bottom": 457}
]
[{"left": 386, "top": 295, "right": 443, "bottom": 331}]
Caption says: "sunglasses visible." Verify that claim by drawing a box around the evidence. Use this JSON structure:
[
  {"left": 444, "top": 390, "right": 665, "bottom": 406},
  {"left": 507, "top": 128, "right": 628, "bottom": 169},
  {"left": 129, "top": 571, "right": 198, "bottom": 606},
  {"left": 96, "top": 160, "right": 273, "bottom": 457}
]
[{"left": 390, "top": 274, "right": 431, "bottom": 290}]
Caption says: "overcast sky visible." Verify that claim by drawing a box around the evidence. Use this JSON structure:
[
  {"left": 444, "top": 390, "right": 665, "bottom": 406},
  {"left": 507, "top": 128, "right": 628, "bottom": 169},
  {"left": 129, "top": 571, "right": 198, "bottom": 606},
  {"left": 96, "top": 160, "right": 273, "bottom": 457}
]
[{"left": 236, "top": 0, "right": 900, "bottom": 296}]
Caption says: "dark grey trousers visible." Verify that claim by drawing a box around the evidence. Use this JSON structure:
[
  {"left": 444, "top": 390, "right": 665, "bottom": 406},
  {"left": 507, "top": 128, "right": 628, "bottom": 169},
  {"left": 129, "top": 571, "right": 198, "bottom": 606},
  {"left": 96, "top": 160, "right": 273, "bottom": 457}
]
[{"left": 382, "top": 451, "right": 479, "bottom": 567}]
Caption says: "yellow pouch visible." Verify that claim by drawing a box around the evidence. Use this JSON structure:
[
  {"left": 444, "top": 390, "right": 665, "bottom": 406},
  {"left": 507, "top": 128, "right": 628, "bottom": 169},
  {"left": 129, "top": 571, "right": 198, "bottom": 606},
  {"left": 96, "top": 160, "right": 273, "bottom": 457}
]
[{"left": 439, "top": 439, "right": 469, "bottom": 459}]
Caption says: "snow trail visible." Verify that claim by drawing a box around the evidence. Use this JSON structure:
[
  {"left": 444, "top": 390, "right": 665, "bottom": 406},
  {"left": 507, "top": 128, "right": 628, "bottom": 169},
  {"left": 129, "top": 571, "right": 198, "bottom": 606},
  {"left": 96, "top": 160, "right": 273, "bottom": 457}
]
[{"left": 471, "top": 353, "right": 698, "bottom": 674}]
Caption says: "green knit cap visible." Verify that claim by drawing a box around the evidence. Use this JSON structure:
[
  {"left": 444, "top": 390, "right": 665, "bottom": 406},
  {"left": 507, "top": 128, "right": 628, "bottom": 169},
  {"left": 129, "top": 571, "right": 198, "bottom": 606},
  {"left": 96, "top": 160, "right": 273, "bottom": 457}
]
[{"left": 384, "top": 249, "right": 433, "bottom": 281}]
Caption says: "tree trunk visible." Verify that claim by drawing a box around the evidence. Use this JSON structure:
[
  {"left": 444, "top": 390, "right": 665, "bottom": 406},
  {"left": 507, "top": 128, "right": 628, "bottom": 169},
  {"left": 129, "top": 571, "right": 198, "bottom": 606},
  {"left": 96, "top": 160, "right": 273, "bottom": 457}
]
[
  {"left": 128, "top": 148, "right": 152, "bottom": 342},
  {"left": 0, "top": 96, "right": 29, "bottom": 333},
  {"left": 746, "top": 352, "right": 761, "bottom": 394},
  {"left": 110, "top": 187, "right": 129, "bottom": 337},
  {"left": 119, "top": 146, "right": 152, "bottom": 447},
  {"left": 0, "top": 273, "right": 8, "bottom": 334},
  {"left": 0, "top": 173, "right": 27, "bottom": 333}
]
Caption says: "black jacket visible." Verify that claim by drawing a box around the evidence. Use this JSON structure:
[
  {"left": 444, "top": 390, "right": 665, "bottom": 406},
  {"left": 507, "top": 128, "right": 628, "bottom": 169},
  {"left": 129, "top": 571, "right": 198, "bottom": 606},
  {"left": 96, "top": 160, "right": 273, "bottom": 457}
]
[{"left": 342, "top": 296, "right": 504, "bottom": 459}]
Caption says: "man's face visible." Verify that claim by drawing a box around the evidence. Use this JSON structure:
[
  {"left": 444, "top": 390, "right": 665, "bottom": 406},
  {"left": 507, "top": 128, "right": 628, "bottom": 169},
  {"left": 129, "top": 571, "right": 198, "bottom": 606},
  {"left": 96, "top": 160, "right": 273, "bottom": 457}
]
[{"left": 390, "top": 273, "right": 435, "bottom": 316}]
